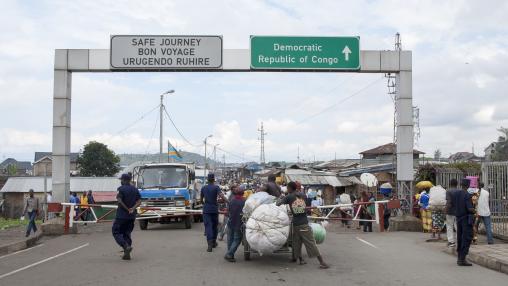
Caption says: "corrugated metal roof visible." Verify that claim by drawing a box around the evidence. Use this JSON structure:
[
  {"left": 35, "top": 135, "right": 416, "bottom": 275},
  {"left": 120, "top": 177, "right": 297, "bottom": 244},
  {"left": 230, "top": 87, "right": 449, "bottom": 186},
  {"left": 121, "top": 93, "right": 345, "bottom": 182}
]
[
  {"left": 285, "top": 174, "right": 343, "bottom": 187},
  {"left": 0, "top": 177, "right": 120, "bottom": 193},
  {"left": 285, "top": 169, "right": 311, "bottom": 175}
]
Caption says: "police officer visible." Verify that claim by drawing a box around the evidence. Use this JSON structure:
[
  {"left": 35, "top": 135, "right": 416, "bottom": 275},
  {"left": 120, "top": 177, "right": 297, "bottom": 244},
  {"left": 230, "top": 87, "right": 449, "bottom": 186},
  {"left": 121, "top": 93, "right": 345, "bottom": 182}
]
[
  {"left": 201, "top": 173, "right": 228, "bottom": 252},
  {"left": 112, "top": 173, "right": 141, "bottom": 260},
  {"left": 453, "top": 178, "right": 475, "bottom": 266}
]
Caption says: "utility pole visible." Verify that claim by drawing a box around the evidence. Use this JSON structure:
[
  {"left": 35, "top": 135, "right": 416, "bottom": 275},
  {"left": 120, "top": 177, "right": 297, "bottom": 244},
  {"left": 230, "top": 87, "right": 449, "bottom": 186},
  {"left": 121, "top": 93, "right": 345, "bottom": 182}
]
[
  {"left": 159, "top": 94, "right": 163, "bottom": 163},
  {"left": 258, "top": 122, "right": 267, "bottom": 166},
  {"left": 297, "top": 146, "right": 300, "bottom": 164},
  {"left": 159, "top": 90, "right": 174, "bottom": 163},
  {"left": 203, "top": 134, "right": 213, "bottom": 176},
  {"left": 213, "top": 144, "right": 219, "bottom": 173}
]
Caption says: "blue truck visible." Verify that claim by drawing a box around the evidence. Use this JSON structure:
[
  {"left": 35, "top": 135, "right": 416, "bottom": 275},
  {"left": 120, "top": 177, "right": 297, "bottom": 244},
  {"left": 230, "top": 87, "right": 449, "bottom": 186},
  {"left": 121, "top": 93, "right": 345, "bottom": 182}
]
[{"left": 133, "top": 163, "right": 200, "bottom": 230}]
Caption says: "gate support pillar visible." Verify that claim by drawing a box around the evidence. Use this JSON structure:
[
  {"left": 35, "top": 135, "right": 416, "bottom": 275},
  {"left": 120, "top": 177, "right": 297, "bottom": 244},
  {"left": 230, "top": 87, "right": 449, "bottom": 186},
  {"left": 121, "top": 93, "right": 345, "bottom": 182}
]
[{"left": 52, "top": 50, "right": 72, "bottom": 203}]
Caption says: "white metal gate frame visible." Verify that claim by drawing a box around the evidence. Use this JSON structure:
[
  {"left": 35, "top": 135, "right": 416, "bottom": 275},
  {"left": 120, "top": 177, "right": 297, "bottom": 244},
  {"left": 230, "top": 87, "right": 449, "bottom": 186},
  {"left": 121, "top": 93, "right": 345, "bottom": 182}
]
[{"left": 61, "top": 203, "right": 202, "bottom": 227}]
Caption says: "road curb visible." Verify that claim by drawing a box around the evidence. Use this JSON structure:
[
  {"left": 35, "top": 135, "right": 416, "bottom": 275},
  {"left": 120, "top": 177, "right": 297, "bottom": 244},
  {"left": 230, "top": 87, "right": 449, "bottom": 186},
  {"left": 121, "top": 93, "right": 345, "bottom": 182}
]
[
  {"left": 0, "top": 232, "right": 43, "bottom": 256},
  {"left": 443, "top": 246, "right": 508, "bottom": 274}
]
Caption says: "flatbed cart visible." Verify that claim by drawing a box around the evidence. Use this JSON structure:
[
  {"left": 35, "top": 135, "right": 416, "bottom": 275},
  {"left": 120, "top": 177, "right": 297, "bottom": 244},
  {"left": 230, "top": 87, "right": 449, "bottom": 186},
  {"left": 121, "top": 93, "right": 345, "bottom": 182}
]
[{"left": 241, "top": 207, "right": 295, "bottom": 261}]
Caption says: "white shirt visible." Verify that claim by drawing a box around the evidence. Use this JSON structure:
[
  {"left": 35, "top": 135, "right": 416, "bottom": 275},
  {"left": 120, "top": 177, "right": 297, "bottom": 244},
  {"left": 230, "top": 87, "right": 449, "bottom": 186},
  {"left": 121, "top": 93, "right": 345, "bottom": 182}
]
[
  {"left": 47, "top": 194, "right": 53, "bottom": 203},
  {"left": 477, "top": 188, "right": 491, "bottom": 217}
]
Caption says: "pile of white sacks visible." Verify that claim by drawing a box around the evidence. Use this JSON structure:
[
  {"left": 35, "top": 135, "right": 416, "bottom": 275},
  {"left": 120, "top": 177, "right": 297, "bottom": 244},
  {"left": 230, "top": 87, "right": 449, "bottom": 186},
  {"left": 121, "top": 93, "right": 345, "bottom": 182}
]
[{"left": 243, "top": 192, "right": 290, "bottom": 254}]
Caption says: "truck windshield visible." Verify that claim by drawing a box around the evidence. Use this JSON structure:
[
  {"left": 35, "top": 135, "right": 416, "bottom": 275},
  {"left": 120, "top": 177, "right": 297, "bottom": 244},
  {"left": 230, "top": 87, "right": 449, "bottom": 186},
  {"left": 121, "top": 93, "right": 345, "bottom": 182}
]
[{"left": 138, "top": 166, "right": 187, "bottom": 189}]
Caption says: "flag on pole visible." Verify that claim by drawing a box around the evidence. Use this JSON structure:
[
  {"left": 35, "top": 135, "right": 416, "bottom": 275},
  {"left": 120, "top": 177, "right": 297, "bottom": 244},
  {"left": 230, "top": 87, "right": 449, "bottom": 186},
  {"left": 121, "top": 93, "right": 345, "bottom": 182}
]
[{"left": 168, "top": 140, "right": 183, "bottom": 161}]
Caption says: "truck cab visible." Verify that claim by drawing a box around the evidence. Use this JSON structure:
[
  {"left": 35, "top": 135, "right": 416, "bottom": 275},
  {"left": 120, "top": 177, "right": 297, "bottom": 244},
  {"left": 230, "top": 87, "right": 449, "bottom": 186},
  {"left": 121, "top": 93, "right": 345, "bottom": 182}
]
[{"left": 133, "top": 163, "right": 198, "bottom": 230}]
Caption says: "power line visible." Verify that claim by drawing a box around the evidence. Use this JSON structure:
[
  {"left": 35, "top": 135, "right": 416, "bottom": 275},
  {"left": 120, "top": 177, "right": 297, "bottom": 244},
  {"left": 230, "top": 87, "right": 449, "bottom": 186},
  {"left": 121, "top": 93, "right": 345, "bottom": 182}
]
[
  {"left": 142, "top": 112, "right": 159, "bottom": 163},
  {"left": 115, "top": 104, "right": 160, "bottom": 135},
  {"left": 296, "top": 76, "right": 385, "bottom": 125},
  {"left": 162, "top": 106, "right": 202, "bottom": 147}
]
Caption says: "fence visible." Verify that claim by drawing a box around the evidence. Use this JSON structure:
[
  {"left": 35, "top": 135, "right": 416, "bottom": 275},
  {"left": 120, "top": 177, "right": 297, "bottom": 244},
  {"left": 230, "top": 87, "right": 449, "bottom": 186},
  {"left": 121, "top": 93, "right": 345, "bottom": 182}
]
[
  {"left": 435, "top": 167, "right": 481, "bottom": 190},
  {"left": 482, "top": 162, "right": 508, "bottom": 239}
]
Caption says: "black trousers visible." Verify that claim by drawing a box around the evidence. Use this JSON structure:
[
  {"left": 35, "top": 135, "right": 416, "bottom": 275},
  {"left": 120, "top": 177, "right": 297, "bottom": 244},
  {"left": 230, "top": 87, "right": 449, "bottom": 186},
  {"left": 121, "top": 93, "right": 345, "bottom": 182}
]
[
  {"left": 112, "top": 218, "right": 135, "bottom": 248},
  {"left": 456, "top": 215, "right": 473, "bottom": 261}
]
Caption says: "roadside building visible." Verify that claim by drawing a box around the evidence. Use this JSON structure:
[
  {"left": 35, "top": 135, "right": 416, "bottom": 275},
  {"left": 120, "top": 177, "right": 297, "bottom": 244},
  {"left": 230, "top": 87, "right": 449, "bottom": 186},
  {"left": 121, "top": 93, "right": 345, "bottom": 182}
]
[
  {"left": 33, "top": 152, "right": 80, "bottom": 176},
  {"left": 0, "top": 177, "right": 118, "bottom": 218},
  {"left": 359, "top": 143, "right": 424, "bottom": 167},
  {"left": 484, "top": 143, "right": 497, "bottom": 161},
  {"left": 283, "top": 169, "right": 362, "bottom": 205},
  {"left": 0, "top": 158, "right": 32, "bottom": 176},
  {"left": 448, "top": 152, "right": 483, "bottom": 163}
]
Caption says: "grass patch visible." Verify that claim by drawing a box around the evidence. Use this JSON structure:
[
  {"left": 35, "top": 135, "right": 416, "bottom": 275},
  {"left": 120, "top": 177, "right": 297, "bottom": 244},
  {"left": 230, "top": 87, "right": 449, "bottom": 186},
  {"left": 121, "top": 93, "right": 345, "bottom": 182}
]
[{"left": 0, "top": 218, "right": 43, "bottom": 230}]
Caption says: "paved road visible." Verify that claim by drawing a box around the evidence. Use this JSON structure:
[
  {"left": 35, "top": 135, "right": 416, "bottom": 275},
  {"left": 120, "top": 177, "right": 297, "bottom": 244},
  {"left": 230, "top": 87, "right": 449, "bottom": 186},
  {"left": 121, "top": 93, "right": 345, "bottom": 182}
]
[{"left": 0, "top": 222, "right": 506, "bottom": 286}]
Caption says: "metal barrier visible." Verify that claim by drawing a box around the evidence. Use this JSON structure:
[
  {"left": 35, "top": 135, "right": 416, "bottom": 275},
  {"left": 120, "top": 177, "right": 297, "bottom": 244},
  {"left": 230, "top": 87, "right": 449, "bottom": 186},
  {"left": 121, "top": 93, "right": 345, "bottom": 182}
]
[
  {"left": 307, "top": 200, "right": 398, "bottom": 232},
  {"left": 60, "top": 203, "right": 203, "bottom": 228},
  {"left": 482, "top": 162, "right": 508, "bottom": 239}
]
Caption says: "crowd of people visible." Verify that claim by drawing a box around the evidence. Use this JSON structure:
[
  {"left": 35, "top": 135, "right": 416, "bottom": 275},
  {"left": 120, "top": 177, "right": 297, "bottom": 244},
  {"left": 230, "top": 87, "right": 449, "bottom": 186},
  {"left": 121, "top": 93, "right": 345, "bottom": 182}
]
[{"left": 416, "top": 177, "right": 494, "bottom": 266}]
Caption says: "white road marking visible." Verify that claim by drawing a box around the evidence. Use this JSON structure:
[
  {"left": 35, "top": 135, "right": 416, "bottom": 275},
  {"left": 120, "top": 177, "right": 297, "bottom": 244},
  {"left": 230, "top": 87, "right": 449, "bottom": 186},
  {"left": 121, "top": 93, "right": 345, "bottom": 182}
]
[
  {"left": 356, "top": 237, "right": 379, "bottom": 249},
  {"left": 0, "top": 244, "right": 44, "bottom": 260},
  {"left": 0, "top": 243, "right": 89, "bottom": 280}
]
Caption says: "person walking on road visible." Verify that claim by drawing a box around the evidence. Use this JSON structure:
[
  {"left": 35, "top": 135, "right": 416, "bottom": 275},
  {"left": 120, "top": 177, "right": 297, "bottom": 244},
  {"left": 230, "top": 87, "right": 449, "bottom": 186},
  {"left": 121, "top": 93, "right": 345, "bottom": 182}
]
[
  {"left": 201, "top": 173, "right": 228, "bottom": 252},
  {"left": 69, "top": 192, "right": 80, "bottom": 220},
  {"left": 112, "top": 173, "right": 141, "bottom": 260},
  {"left": 452, "top": 178, "right": 475, "bottom": 266},
  {"left": 476, "top": 182, "right": 494, "bottom": 244},
  {"left": 22, "top": 189, "right": 39, "bottom": 237},
  {"left": 224, "top": 186, "right": 245, "bottom": 262},
  {"left": 446, "top": 179, "right": 460, "bottom": 247},
  {"left": 277, "top": 181, "right": 329, "bottom": 269}
]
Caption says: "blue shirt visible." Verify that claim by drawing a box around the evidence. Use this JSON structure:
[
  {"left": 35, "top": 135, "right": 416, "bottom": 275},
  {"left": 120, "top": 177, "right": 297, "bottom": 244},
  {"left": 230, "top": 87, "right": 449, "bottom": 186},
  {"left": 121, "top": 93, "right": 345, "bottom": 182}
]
[
  {"left": 201, "top": 184, "right": 221, "bottom": 214},
  {"left": 70, "top": 196, "right": 80, "bottom": 204},
  {"left": 227, "top": 196, "right": 245, "bottom": 231},
  {"left": 116, "top": 184, "right": 141, "bottom": 219},
  {"left": 419, "top": 192, "right": 430, "bottom": 209}
]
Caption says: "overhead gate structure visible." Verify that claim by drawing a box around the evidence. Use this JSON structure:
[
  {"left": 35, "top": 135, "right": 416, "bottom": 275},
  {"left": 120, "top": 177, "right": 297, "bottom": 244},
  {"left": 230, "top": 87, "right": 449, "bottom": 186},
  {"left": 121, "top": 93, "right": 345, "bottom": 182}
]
[{"left": 51, "top": 37, "right": 414, "bottom": 210}]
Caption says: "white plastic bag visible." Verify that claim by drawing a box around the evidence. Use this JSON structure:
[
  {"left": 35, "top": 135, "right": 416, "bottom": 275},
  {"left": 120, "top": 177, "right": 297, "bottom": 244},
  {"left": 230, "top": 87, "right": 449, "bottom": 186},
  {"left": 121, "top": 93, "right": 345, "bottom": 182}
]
[
  {"left": 20, "top": 216, "right": 25, "bottom": 221},
  {"left": 243, "top": 192, "right": 275, "bottom": 217},
  {"left": 429, "top": 185, "right": 447, "bottom": 207},
  {"left": 245, "top": 203, "right": 290, "bottom": 254}
]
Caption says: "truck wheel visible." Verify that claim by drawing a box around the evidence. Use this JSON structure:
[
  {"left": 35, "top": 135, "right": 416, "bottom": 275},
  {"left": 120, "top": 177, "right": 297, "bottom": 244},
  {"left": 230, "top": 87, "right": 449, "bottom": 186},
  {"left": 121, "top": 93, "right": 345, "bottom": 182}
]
[
  {"left": 184, "top": 216, "right": 192, "bottom": 229},
  {"left": 139, "top": 220, "right": 148, "bottom": 230}
]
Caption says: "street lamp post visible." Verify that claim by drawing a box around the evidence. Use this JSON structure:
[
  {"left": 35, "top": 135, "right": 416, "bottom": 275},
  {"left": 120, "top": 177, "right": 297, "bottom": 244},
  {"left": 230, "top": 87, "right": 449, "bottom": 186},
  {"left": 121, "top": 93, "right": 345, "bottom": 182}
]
[
  {"left": 213, "top": 144, "right": 220, "bottom": 173},
  {"left": 203, "top": 134, "right": 213, "bottom": 177},
  {"left": 159, "top": 90, "right": 175, "bottom": 163}
]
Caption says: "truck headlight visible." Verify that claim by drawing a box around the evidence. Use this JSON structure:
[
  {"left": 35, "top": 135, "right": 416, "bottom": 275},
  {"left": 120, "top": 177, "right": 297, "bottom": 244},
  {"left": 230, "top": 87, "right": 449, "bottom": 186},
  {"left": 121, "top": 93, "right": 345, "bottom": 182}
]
[
  {"left": 175, "top": 201, "right": 185, "bottom": 207},
  {"left": 140, "top": 202, "right": 148, "bottom": 207}
]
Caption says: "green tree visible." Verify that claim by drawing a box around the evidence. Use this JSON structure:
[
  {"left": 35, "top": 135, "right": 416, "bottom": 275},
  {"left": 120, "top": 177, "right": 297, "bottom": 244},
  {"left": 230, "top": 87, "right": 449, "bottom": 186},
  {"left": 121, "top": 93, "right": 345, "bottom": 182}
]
[
  {"left": 492, "top": 127, "right": 508, "bottom": 161},
  {"left": 77, "top": 141, "right": 120, "bottom": 176}
]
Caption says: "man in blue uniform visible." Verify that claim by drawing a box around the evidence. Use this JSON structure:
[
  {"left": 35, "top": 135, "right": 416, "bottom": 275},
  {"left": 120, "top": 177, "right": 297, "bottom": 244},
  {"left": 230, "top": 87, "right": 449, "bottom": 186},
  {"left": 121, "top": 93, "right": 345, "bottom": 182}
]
[
  {"left": 112, "top": 173, "right": 141, "bottom": 260},
  {"left": 453, "top": 178, "right": 475, "bottom": 266},
  {"left": 201, "top": 173, "right": 228, "bottom": 252}
]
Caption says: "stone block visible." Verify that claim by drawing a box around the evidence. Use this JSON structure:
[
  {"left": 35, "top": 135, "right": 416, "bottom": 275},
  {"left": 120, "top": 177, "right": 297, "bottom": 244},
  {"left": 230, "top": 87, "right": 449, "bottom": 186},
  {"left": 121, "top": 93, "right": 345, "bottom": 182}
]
[{"left": 389, "top": 215, "right": 423, "bottom": 232}]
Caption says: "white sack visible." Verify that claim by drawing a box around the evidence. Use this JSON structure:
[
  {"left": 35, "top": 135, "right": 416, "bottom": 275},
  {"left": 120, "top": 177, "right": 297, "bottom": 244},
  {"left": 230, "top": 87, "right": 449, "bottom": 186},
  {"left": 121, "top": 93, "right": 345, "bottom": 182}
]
[
  {"left": 429, "top": 185, "right": 447, "bottom": 207},
  {"left": 243, "top": 191, "right": 276, "bottom": 217},
  {"left": 246, "top": 203, "right": 290, "bottom": 254}
]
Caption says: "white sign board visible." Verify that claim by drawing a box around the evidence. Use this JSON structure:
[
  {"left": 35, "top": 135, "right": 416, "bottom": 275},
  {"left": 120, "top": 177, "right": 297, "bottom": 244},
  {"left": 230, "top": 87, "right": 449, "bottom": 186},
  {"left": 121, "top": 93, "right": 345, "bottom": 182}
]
[{"left": 110, "top": 35, "right": 222, "bottom": 69}]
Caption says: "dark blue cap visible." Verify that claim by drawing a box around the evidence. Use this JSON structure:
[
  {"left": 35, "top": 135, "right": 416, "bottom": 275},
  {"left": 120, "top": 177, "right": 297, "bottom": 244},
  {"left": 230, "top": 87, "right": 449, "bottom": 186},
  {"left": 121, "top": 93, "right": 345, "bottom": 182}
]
[
  {"left": 207, "top": 173, "right": 215, "bottom": 181},
  {"left": 120, "top": 173, "right": 132, "bottom": 181},
  {"left": 461, "top": 178, "right": 470, "bottom": 188}
]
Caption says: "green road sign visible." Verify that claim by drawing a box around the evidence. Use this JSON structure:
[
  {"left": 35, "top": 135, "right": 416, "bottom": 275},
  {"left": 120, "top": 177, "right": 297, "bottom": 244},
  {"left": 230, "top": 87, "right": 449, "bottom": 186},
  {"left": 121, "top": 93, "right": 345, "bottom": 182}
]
[{"left": 250, "top": 36, "right": 360, "bottom": 70}]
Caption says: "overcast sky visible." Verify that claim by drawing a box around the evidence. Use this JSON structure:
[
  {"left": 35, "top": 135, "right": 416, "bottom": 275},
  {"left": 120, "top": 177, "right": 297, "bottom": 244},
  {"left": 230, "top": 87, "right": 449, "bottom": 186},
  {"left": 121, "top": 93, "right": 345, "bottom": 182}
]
[{"left": 1, "top": 0, "right": 507, "bottom": 163}]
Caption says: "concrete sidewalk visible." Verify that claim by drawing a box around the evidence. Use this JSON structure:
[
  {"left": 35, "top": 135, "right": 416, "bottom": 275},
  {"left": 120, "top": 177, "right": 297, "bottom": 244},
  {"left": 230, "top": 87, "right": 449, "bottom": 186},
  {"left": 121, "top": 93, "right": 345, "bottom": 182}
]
[
  {"left": 0, "top": 225, "right": 42, "bottom": 255},
  {"left": 444, "top": 242, "right": 508, "bottom": 274}
]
